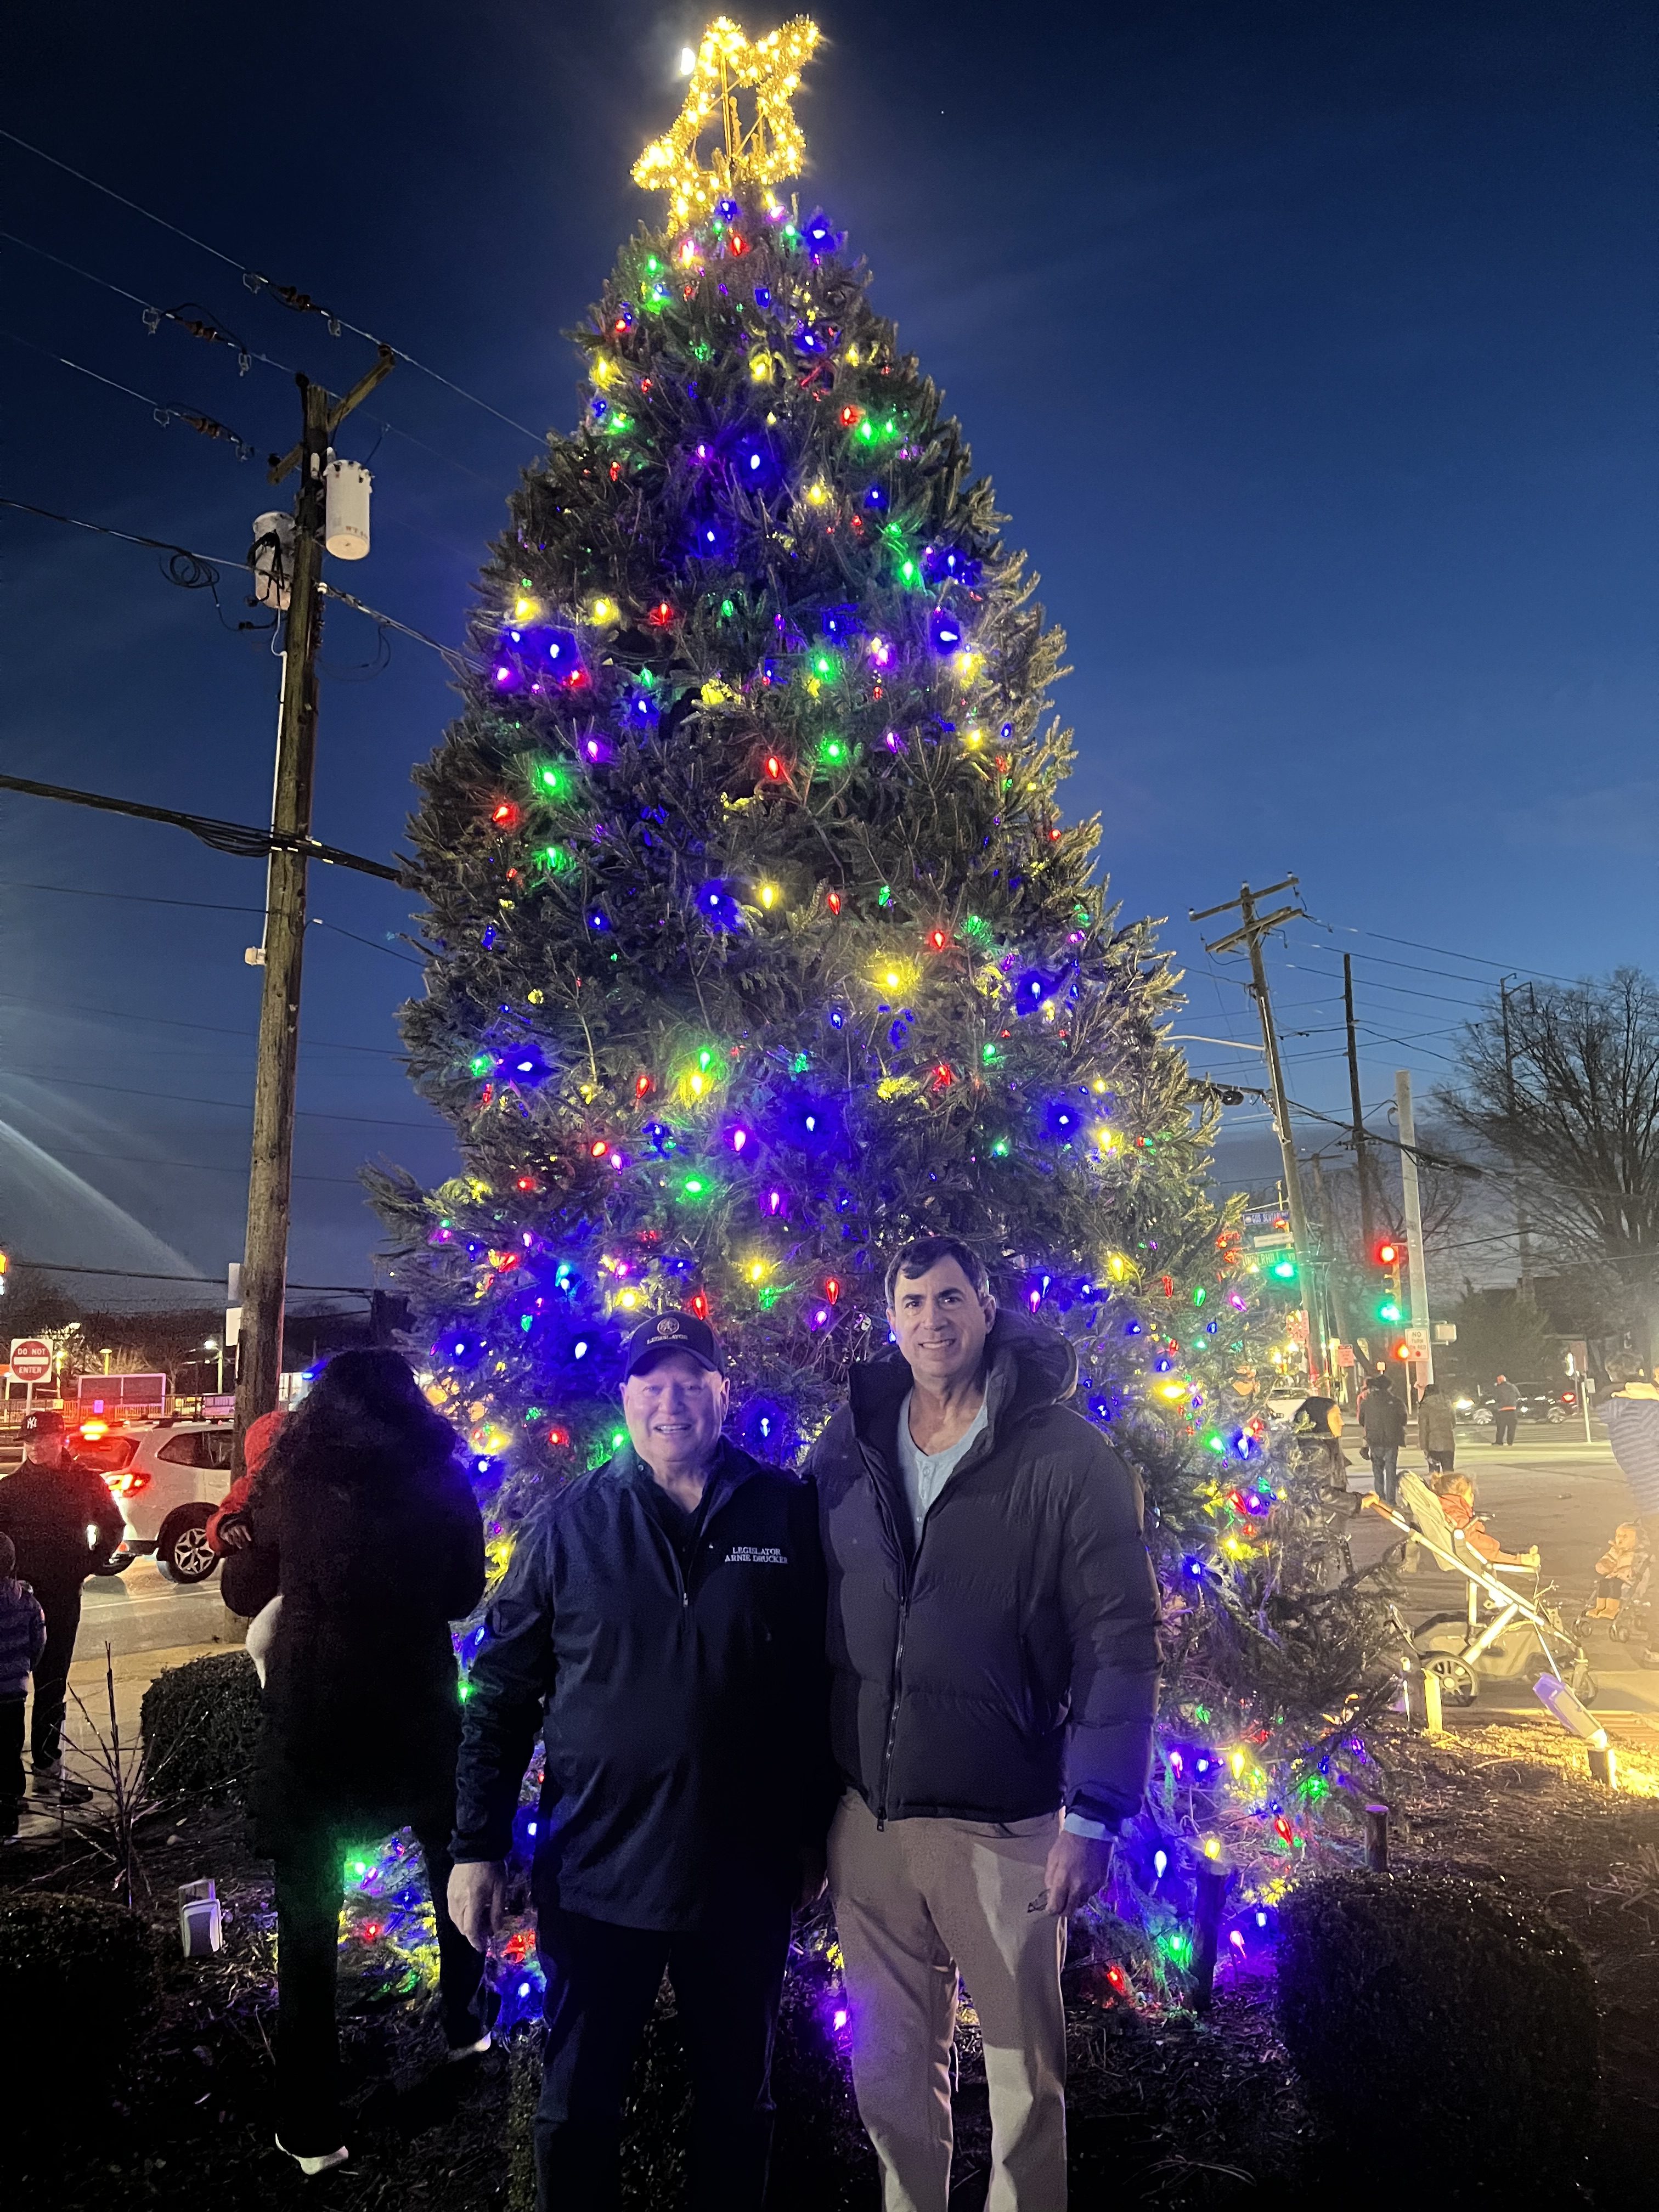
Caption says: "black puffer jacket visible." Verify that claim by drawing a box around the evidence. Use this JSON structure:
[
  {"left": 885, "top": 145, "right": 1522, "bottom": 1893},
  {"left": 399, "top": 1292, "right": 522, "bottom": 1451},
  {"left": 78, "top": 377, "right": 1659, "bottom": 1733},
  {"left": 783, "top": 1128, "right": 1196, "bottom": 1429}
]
[
  {"left": 249, "top": 1417, "right": 485, "bottom": 1858},
  {"left": 812, "top": 1310, "right": 1161, "bottom": 1827}
]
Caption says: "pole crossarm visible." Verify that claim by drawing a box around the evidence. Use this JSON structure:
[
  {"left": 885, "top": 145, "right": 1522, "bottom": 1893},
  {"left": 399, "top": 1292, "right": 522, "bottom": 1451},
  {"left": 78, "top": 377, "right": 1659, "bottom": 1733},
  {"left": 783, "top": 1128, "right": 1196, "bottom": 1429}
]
[
  {"left": 0, "top": 771, "right": 405, "bottom": 883},
  {"left": 267, "top": 344, "right": 395, "bottom": 484}
]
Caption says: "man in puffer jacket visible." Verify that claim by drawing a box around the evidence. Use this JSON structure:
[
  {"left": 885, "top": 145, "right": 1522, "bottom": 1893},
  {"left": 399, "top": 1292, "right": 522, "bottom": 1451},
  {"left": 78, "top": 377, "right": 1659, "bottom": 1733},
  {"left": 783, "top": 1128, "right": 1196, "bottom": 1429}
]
[{"left": 811, "top": 1235, "right": 1161, "bottom": 2212}]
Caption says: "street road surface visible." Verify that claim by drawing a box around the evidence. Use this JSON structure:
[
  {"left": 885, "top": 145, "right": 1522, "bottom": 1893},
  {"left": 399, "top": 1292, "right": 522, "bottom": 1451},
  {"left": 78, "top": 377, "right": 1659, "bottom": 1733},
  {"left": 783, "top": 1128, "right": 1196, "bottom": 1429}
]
[{"left": 1347, "top": 1426, "right": 1659, "bottom": 1713}]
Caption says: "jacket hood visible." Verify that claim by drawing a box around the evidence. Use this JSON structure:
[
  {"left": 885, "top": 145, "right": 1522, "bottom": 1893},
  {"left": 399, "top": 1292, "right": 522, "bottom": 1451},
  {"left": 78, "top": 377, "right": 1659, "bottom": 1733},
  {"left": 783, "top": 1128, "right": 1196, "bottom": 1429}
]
[{"left": 849, "top": 1305, "right": 1077, "bottom": 1438}]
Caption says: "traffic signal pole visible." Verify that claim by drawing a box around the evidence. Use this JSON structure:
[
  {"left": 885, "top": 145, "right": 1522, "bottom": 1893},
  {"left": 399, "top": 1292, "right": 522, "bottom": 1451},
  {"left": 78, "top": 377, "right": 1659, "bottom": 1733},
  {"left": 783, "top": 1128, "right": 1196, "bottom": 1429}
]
[
  {"left": 1193, "top": 877, "right": 1323, "bottom": 1385},
  {"left": 234, "top": 352, "right": 391, "bottom": 1462}
]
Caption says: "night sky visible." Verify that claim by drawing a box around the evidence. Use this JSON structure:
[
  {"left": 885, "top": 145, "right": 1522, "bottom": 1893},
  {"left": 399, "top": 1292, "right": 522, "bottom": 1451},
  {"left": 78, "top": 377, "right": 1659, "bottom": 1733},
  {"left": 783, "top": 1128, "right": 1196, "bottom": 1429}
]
[{"left": 1, "top": 1, "right": 1651, "bottom": 1305}]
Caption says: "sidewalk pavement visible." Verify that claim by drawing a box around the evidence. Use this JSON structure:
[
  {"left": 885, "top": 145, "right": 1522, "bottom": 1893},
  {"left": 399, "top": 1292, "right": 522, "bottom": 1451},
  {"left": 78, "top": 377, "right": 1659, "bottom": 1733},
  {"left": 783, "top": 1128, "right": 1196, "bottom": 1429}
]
[{"left": 12, "top": 1633, "right": 236, "bottom": 1845}]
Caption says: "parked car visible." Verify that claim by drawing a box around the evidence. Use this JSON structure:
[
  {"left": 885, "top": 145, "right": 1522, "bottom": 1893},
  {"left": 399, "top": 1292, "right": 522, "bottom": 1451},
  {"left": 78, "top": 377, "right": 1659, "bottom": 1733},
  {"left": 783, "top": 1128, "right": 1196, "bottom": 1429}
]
[
  {"left": 1465, "top": 1386, "right": 1574, "bottom": 1428},
  {"left": 73, "top": 1419, "right": 235, "bottom": 1582}
]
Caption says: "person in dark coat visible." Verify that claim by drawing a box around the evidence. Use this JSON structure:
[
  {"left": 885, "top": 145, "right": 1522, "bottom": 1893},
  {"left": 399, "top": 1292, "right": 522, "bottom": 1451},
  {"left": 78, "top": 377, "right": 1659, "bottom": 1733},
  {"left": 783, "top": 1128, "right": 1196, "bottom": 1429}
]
[
  {"left": 0, "top": 1408, "right": 123, "bottom": 1799},
  {"left": 1416, "top": 1384, "right": 1458, "bottom": 1473},
  {"left": 448, "top": 1310, "right": 833, "bottom": 2212},
  {"left": 246, "top": 1350, "right": 488, "bottom": 2177},
  {"left": 0, "top": 1532, "right": 47, "bottom": 1837},
  {"left": 811, "top": 1236, "right": 1160, "bottom": 2212},
  {"left": 1359, "top": 1371, "right": 1408, "bottom": 1505}
]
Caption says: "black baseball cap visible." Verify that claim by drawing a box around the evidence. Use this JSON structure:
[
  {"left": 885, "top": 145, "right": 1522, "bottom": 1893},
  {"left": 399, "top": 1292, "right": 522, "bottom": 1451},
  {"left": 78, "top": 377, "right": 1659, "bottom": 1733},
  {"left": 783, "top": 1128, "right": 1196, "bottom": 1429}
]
[
  {"left": 21, "top": 1409, "right": 65, "bottom": 1438},
  {"left": 622, "top": 1311, "right": 724, "bottom": 1380}
]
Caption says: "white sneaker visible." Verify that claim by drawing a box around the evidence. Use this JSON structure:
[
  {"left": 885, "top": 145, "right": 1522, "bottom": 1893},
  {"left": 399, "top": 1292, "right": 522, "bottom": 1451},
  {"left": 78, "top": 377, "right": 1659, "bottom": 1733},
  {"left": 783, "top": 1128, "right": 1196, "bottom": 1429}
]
[{"left": 275, "top": 2134, "right": 349, "bottom": 2177}]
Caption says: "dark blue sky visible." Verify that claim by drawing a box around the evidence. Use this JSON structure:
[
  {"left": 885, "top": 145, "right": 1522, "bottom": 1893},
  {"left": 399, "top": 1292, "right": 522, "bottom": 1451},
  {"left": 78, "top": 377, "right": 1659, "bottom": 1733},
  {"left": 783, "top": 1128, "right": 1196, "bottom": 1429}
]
[{"left": 1, "top": 1, "right": 1652, "bottom": 1301}]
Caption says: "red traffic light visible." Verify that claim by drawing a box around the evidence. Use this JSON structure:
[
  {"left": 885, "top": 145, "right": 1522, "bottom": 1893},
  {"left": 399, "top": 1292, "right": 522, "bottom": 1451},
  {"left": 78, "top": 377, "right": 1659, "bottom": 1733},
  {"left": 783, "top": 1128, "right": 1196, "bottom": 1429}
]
[{"left": 1374, "top": 1239, "right": 1401, "bottom": 1268}]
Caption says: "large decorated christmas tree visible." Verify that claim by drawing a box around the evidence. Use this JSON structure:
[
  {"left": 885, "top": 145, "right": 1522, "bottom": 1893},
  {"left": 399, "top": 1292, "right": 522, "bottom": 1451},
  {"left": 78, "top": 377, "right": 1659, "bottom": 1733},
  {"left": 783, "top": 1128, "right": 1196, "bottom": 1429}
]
[{"left": 367, "top": 15, "right": 1390, "bottom": 2021}]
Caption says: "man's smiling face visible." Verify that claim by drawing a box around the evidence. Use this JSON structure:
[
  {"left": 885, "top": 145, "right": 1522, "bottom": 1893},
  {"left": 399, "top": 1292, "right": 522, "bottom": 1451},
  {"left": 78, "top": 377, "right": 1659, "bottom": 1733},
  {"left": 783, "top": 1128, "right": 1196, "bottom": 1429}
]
[
  {"left": 621, "top": 1348, "right": 730, "bottom": 1474},
  {"left": 887, "top": 1257, "right": 996, "bottom": 1395}
]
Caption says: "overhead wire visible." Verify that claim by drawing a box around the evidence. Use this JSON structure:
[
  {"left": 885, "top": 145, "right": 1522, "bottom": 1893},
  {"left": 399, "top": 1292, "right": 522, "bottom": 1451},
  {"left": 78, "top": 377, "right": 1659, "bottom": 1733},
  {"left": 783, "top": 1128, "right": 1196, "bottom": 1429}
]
[
  {"left": 0, "top": 125, "right": 543, "bottom": 445},
  {"left": 0, "top": 327, "right": 252, "bottom": 456}
]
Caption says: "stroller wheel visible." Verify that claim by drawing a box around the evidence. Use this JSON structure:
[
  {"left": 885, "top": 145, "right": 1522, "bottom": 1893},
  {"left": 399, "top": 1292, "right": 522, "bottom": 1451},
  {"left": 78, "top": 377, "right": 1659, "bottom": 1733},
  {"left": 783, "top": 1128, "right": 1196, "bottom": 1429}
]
[
  {"left": 1425, "top": 1655, "right": 1478, "bottom": 1706},
  {"left": 1568, "top": 1658, "right": 1599, "bottom": 1704}
]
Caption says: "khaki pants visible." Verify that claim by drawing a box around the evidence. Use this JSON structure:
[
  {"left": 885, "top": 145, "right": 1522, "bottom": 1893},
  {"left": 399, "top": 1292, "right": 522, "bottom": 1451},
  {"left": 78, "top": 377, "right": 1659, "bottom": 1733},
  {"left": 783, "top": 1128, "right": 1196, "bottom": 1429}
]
[{"left": 827, "top": 1789, "right": 1067, "bottom": 2212}]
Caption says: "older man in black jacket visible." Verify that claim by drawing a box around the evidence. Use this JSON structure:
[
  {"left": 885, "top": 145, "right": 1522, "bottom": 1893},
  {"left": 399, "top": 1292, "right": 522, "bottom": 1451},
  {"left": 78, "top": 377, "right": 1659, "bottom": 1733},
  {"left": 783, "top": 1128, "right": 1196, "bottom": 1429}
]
[
  {"left": 448, "top": 1310, "right": 832, "bottom": 2212},
  {"left": 812, "top": 1235, "right": 1161, "bottom": 2212},
  {"left": 0, "top": 1408, "right": 123, "bottom": 1798}
]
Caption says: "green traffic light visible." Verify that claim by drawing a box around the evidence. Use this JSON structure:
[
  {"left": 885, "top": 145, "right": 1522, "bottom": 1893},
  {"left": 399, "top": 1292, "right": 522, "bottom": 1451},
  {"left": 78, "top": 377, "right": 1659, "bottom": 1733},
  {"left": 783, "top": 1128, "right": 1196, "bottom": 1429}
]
[
  {"left": 1269, "top": 1255, "right": 1298, "bottom": 1283},
  {"left": 1377, "top": 1299, "right": 1402, "bottom": 1324}
]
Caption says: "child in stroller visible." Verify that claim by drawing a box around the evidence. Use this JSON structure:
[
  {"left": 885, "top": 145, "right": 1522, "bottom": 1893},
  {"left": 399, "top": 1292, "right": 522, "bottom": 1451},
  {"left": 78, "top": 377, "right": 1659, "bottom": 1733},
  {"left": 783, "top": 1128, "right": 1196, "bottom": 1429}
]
[{"left": 1579, "top": 1520, "right": 1653, "bottom": 1645}]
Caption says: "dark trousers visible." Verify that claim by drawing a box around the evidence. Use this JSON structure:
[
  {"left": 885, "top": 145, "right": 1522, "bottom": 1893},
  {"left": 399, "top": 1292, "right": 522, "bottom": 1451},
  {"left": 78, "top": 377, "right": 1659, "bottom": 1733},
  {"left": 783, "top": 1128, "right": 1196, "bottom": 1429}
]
[
  {"left": 533, "top": 1897, "right": 792, "bottom": 2212},
  {"left": 1427, "top": 1448, "right": 1455, "bottom": 1475},
  {"left": 273, "top": 1824, "right": 486, "bottom": 2155},
  {"left": 30, "top": 1584, "right": 82, "bottom": 1768},
  {"left": 0, "top": 1694, "right": 24, "bottom": 1806},
  {"left": 1493, "top": 1410, "right": 1518, "bottom": 1446},
  {"left": 1370, "top": 1445, "right": 1401, "bottom": 1506}
]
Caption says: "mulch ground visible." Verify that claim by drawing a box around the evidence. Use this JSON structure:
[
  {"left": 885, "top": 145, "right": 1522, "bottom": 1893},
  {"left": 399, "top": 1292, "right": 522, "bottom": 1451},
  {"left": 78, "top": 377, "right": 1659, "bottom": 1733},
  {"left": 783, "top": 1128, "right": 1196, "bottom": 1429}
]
[{"left": 5, "top": 1707, "right": 1656, "bottom": 2209}]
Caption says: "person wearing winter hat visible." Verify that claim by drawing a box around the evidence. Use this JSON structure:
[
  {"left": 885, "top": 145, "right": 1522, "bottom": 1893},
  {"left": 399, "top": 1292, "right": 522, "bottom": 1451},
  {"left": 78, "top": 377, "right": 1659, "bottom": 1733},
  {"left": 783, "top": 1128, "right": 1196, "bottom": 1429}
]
[{"left": 0, "top": 1409, "right": 123, "bottom": 1798}]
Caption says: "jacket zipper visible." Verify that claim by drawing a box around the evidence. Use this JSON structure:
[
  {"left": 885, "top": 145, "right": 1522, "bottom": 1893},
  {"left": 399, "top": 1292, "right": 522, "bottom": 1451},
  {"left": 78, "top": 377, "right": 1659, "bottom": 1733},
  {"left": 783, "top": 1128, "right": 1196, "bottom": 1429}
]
[{"left": 864, "top": 1395, "right": 1001, "bottom": 1830}]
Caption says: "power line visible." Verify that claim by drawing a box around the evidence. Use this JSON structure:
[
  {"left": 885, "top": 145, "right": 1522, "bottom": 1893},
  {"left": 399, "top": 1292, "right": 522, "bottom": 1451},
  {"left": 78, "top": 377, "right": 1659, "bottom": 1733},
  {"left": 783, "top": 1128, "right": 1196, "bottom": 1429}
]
[
  {"left": 0, "top": 1071, "right": 441, "bottom": 1130},
  {"left": 0, "top": 880, "right": 264, "bottom": 915},
  {"left": 0, "top": 124, "right": 543, "bottom": 445},
  {"left": 44, "top": 1145, "right": 364, "bottom": 1187},
  {"left": 0, "top": 327, "right": 253, "bottom": 456},
  {"left": 0, "top": 991, "right": 404, "bottom": 1057},
  {"left": 11, "top": 1258, "right": 376, "bottom": 1294}
]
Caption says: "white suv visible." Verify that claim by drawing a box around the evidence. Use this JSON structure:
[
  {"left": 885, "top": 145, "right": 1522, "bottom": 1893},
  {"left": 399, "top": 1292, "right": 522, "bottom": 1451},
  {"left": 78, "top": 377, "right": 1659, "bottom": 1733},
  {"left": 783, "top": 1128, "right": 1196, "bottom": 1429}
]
[{"left": 75, "top": 1420, "right": 236, "bottom": 1583}]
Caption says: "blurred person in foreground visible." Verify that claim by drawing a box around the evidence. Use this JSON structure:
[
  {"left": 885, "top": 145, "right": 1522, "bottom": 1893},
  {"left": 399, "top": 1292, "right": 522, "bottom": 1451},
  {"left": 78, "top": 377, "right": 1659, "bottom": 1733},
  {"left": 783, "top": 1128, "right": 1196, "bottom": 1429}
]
[
  {"left": 246, "top": 1350, "right": 488, "bottom": 2177},
  {"left": 0, "top": 1408, "right": 123, "bottom": 1801},
  {"left": 0, "top": 1533, "right": 47, "bottom": 1838},
  {"left": 448, "top": 1310, "right": 832, "bottom": 2212}
]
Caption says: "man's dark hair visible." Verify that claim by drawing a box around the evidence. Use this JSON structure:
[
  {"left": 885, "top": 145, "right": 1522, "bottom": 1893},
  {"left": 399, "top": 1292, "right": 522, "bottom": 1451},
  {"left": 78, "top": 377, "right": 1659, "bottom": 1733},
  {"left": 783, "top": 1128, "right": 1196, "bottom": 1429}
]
[{"left": 884, "top": 1235, "right": 991, "bottom": 1307}]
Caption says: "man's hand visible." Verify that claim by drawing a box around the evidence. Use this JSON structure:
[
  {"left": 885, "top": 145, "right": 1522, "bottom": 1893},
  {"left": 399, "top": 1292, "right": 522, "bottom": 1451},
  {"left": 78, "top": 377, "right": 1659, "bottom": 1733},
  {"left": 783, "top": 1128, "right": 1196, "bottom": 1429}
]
[
  {"left": 218, "top": 1513, "right": 253, "bottom": 1553},
  {"left": 1043, "top": 1829, "right": 1114, "bottom": 1918},
  {"left": 448, "top": 1860, "right": 507, "bottom": 1953},
  {"left": 797, "top": 1846, "right": 827, "bottom": 1910}
]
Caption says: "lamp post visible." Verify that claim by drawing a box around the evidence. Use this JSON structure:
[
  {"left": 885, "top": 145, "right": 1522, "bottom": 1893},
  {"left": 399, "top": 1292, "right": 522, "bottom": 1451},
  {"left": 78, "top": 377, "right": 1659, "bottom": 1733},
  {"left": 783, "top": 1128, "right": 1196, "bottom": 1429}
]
[{"left": 205, "top": 1338, "right": 223, "bottom": 1395}]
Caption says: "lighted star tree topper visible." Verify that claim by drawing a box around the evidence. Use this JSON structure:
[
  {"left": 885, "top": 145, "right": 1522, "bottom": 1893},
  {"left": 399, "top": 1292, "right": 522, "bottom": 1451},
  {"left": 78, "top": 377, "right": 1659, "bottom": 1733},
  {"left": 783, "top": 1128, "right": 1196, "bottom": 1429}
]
[{"left": 633, "top": 15, "right": 821, "bottom": 225}]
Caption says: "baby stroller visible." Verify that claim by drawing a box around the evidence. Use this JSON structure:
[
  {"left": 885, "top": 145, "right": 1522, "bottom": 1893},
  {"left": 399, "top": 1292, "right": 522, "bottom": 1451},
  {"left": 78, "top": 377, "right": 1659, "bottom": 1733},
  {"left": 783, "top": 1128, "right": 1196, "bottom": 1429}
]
[
  {"left": 1576, "top": 1520, "right": 1654, "bottom": 1650},
  {"left": 1364, "top": 1473, "right": 1596, "bottom": 1707}
]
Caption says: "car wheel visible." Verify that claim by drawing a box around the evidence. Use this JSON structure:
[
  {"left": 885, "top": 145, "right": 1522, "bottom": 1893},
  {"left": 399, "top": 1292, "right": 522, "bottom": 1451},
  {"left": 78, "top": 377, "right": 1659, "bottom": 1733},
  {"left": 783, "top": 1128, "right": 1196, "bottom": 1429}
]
[
  {"left": 1471, "top": 1408, "right": 1493, "bottom": 1426},
  {"left": 156, "top": 1509, "right": 217, "bottom": 1584},
  {"left": 1547, "top": 1405, "right": 1567, "bottom": 1424}
]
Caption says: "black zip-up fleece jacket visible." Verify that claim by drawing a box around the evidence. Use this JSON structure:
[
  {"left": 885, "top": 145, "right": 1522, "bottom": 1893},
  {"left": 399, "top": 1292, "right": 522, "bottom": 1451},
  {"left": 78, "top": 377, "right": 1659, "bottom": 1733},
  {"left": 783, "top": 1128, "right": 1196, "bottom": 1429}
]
[
  {"left": 452, "top": 1439, "right": 833, "bottom": 1932},
  {"left": 811, "top": 1310, "right": 1161, "bottom": 1827}
]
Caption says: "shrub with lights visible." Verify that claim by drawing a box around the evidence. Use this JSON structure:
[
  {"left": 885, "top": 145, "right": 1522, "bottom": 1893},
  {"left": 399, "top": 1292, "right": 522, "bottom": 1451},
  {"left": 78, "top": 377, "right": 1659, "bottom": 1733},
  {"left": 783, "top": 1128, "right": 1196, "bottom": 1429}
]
[{"left": 362, "top": 14, "right": 1393, "bottom": 2034}]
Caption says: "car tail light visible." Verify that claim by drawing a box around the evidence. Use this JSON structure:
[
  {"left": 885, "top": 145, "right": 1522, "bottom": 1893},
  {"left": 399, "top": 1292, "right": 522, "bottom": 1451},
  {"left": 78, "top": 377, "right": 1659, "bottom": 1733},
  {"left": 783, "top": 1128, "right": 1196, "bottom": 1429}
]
[{"left": 112, "top": 1471, "right": 151, "bottom": 1498}]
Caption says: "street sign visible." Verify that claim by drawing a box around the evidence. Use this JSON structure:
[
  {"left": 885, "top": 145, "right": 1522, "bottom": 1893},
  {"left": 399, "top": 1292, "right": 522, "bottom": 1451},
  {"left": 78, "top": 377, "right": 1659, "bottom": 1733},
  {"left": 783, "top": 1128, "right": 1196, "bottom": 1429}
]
[
  {"left": 1402, "top": 1326, "right": 1430, "bottom": 1358},
  {"left": 9, "top": 1339, "right": 52, "bottom": 1384}
]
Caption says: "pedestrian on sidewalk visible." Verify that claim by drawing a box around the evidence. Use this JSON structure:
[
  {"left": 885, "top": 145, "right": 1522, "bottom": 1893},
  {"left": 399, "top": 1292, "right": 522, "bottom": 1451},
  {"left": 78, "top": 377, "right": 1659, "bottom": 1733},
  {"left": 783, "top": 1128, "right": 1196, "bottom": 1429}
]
[
  {"left": 0, "top": 1533, "right": 47, "bottom": 1839},
  {"left": 0, "top": 1409, "right": 123, "bottom": 1803},
  {"left": 248, "top": 1350, "right": 489, "bottom": 2179},
  {"left": 206, "top": 1408, "right": 286, "bottom": 1674},
  {"left": 1359, "top": 1370, "right": 1408, "bottom": 1506},
  {"left": 1416, "top": 1384, "right": 1457, "bottom": 1475},
  {"left": 1491, "top": 1375, "right": 1520, "bottom": 1447},
  {"left": 448, "top": 1311, "right": 833, "bottom": 2212},
  {"left": 812, "top": 1236, "right": 1160, "bottom": 2212}
]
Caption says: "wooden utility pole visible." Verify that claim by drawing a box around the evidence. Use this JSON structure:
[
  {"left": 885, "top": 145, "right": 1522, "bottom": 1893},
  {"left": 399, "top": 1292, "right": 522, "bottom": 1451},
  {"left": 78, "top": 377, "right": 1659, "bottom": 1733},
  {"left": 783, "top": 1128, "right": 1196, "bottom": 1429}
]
[
  {"left": 1344, "top": 953, "right": 1376, "bottom": 1256},
  {"left": 1499, "top": 978, "right": 1535, "bottom": 1291},
  {"left": 1192, "top": 877, "right": 1323, "bottom": 1384},
  {"left": 1395, "top": 1068, "right": 1434, "bottom": 1389},
  {"left": 234, "top": 351, "right": 392, "bottom": 1455}
]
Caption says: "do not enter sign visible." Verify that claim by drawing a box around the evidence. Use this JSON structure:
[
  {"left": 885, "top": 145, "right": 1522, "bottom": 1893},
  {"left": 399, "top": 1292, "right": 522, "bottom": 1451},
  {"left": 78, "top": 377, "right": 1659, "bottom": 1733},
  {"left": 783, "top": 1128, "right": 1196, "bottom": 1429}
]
[{"left": 9, "top": 1339, "right": 53, "bottom": 1384}]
